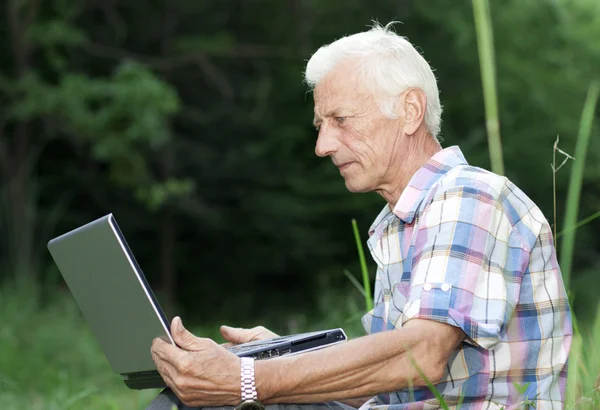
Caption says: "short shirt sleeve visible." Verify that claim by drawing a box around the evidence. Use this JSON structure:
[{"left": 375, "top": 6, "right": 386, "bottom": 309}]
[{"left": 400, "top": 185, "right": 529, "bottom": 349}]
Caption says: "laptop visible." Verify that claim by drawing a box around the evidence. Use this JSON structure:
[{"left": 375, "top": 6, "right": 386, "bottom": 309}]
[{"left": 47, "top": 214, "right": 347, "bottom": 390}]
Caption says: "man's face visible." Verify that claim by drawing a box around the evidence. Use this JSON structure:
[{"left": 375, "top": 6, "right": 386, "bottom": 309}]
[{"left": 313, "top": 63, "right": 406, "bottom": 193}]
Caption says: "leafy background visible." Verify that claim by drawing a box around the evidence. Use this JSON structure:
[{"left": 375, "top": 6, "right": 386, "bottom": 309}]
[{"left": 0, "top": 0, "right": 599, "bottom": 408}]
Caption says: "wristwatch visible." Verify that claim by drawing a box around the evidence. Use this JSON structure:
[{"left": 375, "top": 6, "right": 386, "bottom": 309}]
[{"left": 235, "top": 357, "right": 265, "bottom": 410}]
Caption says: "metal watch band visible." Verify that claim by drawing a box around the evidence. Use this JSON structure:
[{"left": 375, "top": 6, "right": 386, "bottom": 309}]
[{"left": 240, "top": 357, "right": 258, "bottom": 401}]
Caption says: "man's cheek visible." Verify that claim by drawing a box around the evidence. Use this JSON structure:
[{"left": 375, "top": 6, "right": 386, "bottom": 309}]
[{"left": 349, "top": 122, "right": 371, "bottom": 141}]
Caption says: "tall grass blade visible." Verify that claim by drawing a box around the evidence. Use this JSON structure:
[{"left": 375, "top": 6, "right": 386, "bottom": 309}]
[
  {"left": 457, "top": 389, "right": 466, "bottom": 408},
  {"left": 406, "top": 354, "right": 450, "bottom": 410},
  {"left": 342, "top": 269, "right": 367, "bottom": 298},
  {"left": 559, "top": 81, "right": 600, "bottom": 289},
  {"left": 64, "top": 387, "right": 98, "bottom": 409},
  {"left": 351, "top": 219, "right": 373, "bottom": 312},
  {"left": 472, "top": 0, "right": 505, "bottom": 175},
  {"left": 556, "top": 209, "right": 600, "bottom": 240},
  {"left": 343, "top": 311, "right": 366, "bottom": 324}
]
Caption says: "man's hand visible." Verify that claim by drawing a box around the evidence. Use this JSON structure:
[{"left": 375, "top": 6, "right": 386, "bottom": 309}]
[
  {"left": 220, "top": 324, "right": 279, "bottom": 346},
  {"left": 151, "top": 317, "right": 241, "bottom": 407}
]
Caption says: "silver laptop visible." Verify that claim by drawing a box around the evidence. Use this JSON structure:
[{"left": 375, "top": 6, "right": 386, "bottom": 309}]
[{"left": 47, "top": 214, "right": 346, "bottom": 390}]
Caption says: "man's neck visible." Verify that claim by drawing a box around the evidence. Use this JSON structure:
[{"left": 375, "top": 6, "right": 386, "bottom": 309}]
[{"left": 378, "top": 136, "right": 442, "bottom": 210}]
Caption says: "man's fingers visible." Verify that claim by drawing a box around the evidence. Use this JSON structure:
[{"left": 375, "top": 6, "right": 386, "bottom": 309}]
[
  {"left": 152, "top": 337, "right": 186, "bottom": 367},
  {"left": 220, "top": 325, "right": 279, "bottom": 345},
  {"left": 151, "top": 339, "right": 181, "bottom": 393},
  {"left": 252, "top": 326, "right": 279, "bottom": 339},
  {"left": 220, "top": 325, "right": 248, "bottom": 344},
  {"left": 152, "top": 349, "right": 176, "bottom": 382}
]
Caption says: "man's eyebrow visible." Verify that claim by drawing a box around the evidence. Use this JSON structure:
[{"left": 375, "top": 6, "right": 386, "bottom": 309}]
[{"left": 313, "top": 109, "right": 346, "bottom": 126}]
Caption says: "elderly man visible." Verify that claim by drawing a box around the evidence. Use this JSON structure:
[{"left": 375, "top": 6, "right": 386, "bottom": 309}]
[{"left": 148, "top": 24, "right": 572, "bottom": 410}]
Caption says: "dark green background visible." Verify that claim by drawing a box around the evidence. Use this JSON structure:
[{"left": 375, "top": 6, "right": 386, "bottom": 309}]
[{"left": 1, "top": 0, "right": 598, "bottom": 330}]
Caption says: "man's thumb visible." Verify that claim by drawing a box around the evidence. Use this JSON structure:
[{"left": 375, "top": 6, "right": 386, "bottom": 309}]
[
  {"left": 220, "top": 325, "right": 248, "bottom": 344},
  {"left": 172, "top": 317, "right": 201, "bottom": 350}
]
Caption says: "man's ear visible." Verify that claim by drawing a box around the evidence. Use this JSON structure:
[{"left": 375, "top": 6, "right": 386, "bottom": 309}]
[{"left": 402, "top": 88, "right": 427, "bottom": 136}]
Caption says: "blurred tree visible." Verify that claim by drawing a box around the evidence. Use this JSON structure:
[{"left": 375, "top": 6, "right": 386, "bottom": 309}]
[
  {"left": 0, "top": 0, "right": 184, "bottom": 286},
  {"left": 0, "top": 0, "right": 597, "bottom": 324}
]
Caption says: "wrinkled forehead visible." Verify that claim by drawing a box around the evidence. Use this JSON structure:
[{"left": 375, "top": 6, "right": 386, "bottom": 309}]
[{"left": 313, "top": 60, "right": 369, "bottom": 108}]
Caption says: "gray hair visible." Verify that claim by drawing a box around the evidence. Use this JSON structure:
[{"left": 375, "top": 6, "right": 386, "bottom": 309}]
[{"left": 304, "top": 23, "right": 443, "bottom": 138}]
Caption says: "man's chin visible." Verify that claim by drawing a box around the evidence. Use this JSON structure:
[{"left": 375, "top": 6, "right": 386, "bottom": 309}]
[{"left": 343, "top": 179, "right": 371, "bottom": 194}]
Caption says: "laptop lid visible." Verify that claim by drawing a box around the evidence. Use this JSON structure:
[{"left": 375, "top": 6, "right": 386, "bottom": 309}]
[{"left": 47, "top": 214, "right": 173, "bottom": 375}]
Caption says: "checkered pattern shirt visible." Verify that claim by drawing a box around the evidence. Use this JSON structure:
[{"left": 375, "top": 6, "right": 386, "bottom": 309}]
[{"left": 361, "top": 146, "right": 572, "bottom": 409}]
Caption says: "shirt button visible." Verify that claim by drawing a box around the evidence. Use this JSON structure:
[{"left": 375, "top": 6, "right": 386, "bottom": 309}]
[
  {"left": 423, "top": 283, "right": 432, "bottom": 291},
  {"left": 441, "top": 283, "right": 451, "bottom": 292}
]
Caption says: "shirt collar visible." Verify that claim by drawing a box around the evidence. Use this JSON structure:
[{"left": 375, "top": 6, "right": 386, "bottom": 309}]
[
  {"left": 368, "top": 146, "right": 468, "bottom": 236},
  {"left": 393, "top": 145, "right": 468, "bottom": 224},
  {"left": 367, "top": 202, "right": 394, "bottom": 238}
]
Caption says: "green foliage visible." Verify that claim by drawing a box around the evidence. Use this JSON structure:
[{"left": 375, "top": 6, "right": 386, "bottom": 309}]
[
  {"left": 175, "top": 33, "right": 236, "bottom": 54},
  {"left": 559, "top": 82, "right": 600, "bottom": 288},
  {"left": 136, "top": 178, "right": 196, "bottom": 212},
  {"left": 0, "top": 2, "right": 599, "bottom": 401},
  {"left": 566, "top": 304, "right": 600, "bottom": 409},
  {"left": 0, "top": 280, "right": 158, "bottom": 409},
  {"left": 13, "top": 1, "right": 600, "bottom": 316},
  {"left": 28, "top": 19, "right": 88, "bottom": 48},
  {"left": 7, "top": 62, "right": 179, "bottom": 149}
]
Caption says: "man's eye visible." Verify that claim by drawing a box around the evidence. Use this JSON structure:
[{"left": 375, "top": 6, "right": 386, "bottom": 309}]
[{"left": 335, "top": 117, "right": 347, "bottom": 124}]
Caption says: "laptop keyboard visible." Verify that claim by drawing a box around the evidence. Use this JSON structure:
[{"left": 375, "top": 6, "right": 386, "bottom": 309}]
[
  {"left": 225, "top": 331, "right": 323, "bottom": 357},
  {"left": 226, "top": 345, "right": 258, "bottom": 354},
  {"left": 227, "top": 335, "right": 290, "bottom": 350},
  {"left": 226, "top": 341, "right": 294, "bottom": 359}
]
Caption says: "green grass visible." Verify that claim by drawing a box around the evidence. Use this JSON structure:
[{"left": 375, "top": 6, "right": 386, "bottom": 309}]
[
  {"left": 351, "top": 219, "right": 373, "bottom": 312},
  {"left": 0, "top": 278, "right": 368, "bottom": 410},
  {"left": 2, "top": 276, "right": 599, "bottom": 409},
  {"left": 566, "top": 305, "right": 600, "bottom": 409},
  {"left": 0, "top": 280, "right": 160, "bottom": 409}
]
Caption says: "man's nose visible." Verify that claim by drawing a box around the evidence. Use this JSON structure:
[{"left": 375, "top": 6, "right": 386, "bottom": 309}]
[{"left": 315, "top": 123, "right": 340, "bottom": 158}]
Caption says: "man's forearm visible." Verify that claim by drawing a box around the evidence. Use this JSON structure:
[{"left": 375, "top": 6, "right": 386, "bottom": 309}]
[{"left": 255, "top": 320, "right": 463, "bottom": 404}]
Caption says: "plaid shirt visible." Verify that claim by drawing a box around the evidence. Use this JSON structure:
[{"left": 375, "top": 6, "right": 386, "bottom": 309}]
[{"left": 361, "top": 146, "right": 572, "bottom": 409}]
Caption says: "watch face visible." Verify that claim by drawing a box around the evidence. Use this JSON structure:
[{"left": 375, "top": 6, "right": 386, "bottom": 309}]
[{"left": 237, "top": 400, "right": 265, "bottom": 410}]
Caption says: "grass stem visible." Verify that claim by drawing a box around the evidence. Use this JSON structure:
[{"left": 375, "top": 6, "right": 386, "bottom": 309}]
[
  {"left": 559, "top": 81, "right": 600, "bottom": 289},
  {"left": 556, "top": 210, "right": 600, "bottom": 240},
  {"left": 351, "top": 219, "right": 373, "bottom": 312},
  {"left": 472, "top": 0, "right": 505, "bottom": 175}
]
